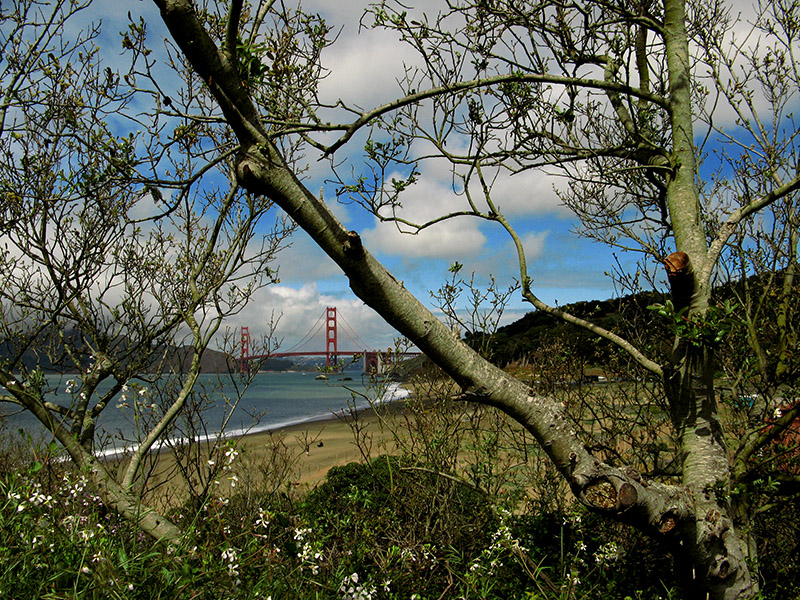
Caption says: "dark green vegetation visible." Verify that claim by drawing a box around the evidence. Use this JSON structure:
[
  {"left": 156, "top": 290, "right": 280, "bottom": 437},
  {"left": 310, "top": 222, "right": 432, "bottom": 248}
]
[
  {"left": 468, "top": 292, "right": 665, "bottom": 369},
  {"left": 1, "top": 441, "right": 681, "bottom": 600}
]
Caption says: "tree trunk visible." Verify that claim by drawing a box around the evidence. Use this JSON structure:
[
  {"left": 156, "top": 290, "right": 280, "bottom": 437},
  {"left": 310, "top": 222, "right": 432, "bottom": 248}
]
[
  {"left": 665, "top": 345, "right": 755, "bottom": 599},
  {"left": 663, "top": 253, "right": 755, "bottom": 598}
]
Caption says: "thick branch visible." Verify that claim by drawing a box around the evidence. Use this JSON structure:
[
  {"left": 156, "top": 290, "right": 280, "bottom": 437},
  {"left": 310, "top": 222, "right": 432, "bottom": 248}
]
[
  {"left": 0, "top": 369, "right": 183, "bottom": 542},
  {"left": 153, "top": 0, "right": 266, "bottom": 145}
]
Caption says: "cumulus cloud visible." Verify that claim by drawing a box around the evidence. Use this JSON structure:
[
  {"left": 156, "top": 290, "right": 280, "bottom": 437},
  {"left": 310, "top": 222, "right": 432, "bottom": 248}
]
[
  {"left": 480, "top": 169, "right": 570, "bottom": 217},
  {"left": 318, "top": 28, "right": 418, "bottom": 108},
  {"left": 521, "top": 230, "right": 549, "bottom": 260},
  {"left": 359, "top": 172, "right": 487, "bottom": 260},
  {"left": 460, "top": 227, "right": 550, "bottom": 284},
  {"left": 691, "top": 3, "right": 794, "bottom": 133},
  {"left": 274, "top": 230, "right": 341, "bottom": 284},
  {"left": 228, "top": 282, "right": 404, "bottom": 353}
]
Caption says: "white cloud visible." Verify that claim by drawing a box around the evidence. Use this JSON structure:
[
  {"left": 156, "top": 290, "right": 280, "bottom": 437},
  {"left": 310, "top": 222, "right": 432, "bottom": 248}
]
[
  {"left": 363, "top": 218, "right": 486, "bottom": 260},
  {"left": 481, "top": 169, "right": 570, "bottom": 217},
  {"left": 227, "top": 282, "right": 403, "bottom": 353},
  {"left": 521, "top": 230, "right": 549, "bottom": 260},
  {"left": 318, "top": 28, "right": 418, "bottom": 108},
  {"left": 359, "top": 172, "right": 487, "bottom": 260},
  {"left": 461, "top": 227, "right": 550, "bottom": 284},
  {"left": 691, "top": 2, "right": 800, "bottom": 133},
  {"left": 275, "top": 230, "right": 340, "bottom": 284}
]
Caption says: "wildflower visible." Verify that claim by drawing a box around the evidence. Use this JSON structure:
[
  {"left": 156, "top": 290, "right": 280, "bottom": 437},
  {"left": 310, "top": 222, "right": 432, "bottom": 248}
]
[
  {"left": 339, "top": 572, "right": 377, "bottom": 600},
  {"left": 221, "top": 546, "right": 241, "bottom": 582},
  {"left": 255, "top": 508, "right": 271, "bottom": 528},
  {"left": 594, "top": 541, "right": 621, "bottom": 565},
  {"left": 224, "top": 446, "right": 239, "bottom": 467},
  {"left": 81, "top": 566, "right": 91, "bottom": 575}
]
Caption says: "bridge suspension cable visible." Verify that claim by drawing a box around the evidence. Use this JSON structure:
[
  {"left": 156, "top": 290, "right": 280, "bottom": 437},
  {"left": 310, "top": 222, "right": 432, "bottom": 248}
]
[
  {"left": 337, "top": 311, "right": 371, "bottom": 351},
  {"left": 240, "top": 306, "right": 419, "bottom": 374},
  {"left": 280, "top": 311, "right": 326, "bottom": 354}
]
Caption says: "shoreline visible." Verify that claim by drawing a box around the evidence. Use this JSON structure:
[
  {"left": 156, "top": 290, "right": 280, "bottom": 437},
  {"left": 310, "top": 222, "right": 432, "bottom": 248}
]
[
  {"left": 108, "top": 383, "right": 414, "bottom": 498},
  {"left": 238, "top": 396, "right": 409, "bottom": 485},
  {"left": 96, "top": 380, "right": 410, "bottom": 462},
  {"left": 130, "top": 394, "right": 407, "bottom": 509}
]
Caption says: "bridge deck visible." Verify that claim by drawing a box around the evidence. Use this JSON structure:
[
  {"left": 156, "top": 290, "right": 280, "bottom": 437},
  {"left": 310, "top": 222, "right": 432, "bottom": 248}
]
[{"left": 249, "top": 351, "right": 366, "bottom": 359}]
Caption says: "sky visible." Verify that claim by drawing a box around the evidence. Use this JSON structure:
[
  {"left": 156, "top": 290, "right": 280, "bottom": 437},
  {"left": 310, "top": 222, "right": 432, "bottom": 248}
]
[
  {"left": 193, "top": 0, "right": 637, "bottom": 353},
  {"left": 46, "top": 0, "right": 785, "bottom": 355}
]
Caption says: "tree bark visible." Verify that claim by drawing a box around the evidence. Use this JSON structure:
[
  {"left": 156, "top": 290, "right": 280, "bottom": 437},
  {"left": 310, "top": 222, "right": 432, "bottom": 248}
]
[{"left": 662, "top": 252, "right": 755, "bottom": 597}]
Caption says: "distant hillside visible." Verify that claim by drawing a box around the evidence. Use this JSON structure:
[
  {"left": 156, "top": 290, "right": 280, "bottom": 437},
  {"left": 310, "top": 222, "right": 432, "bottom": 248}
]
[
  {"left": 473, "top": 290, "right": 667, "bottom": 367},
  {"left": 1, "top": 340, "right": 296, "bottom": 374}
]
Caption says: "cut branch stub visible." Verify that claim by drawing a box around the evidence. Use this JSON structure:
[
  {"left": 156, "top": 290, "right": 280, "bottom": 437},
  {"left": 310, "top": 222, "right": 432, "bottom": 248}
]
[
  {"left": 658, "top": 511, "right": 678, "bottom": 534},
  {"left": 664, "top": 251, "right": 694, "bottom": 311},
  {"left": 581, "top": 476, "right": 638, "bottom": 512},
  {"left": 343, "top": 230, "right": 364, "bottom": 257}
]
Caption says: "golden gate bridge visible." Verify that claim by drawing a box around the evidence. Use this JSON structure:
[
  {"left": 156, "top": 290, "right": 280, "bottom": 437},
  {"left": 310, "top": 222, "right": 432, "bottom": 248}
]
[{"left": 240, "top": 307, "right": 416, "bottom": 373}]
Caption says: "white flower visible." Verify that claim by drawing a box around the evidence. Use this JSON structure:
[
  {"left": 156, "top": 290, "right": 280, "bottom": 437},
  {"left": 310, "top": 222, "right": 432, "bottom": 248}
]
[
  {"left": 255, "top": 508, "right": 271, "bottom": 528},
  {"left": 221, "top": 546, "right": 241, "bottom": 582}
]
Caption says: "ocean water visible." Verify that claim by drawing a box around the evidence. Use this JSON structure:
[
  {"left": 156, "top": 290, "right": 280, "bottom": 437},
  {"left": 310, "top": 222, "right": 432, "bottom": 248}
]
[{"left": 1, "top": 372, "right": 408, "bottom": 457}]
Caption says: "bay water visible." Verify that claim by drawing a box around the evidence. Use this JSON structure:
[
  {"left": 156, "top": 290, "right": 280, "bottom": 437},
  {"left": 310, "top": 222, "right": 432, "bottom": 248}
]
[{"left": 1, "top": 372, "right": 408, "bottom": 457}]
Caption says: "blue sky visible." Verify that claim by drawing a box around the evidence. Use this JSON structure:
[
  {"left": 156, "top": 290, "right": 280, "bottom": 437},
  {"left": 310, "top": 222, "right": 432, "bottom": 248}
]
[
  {"left": 92, "top": 0, "right": 772, "bottom": 354},
  {"left": 215, "top": 0, "right": 651, "bottom": 352}
]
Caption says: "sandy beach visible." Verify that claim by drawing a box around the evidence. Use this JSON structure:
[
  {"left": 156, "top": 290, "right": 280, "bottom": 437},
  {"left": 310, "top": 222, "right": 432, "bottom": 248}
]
[
  {"left": 132, "top": 399, "right": 413, "bottom": 510},
  {"left": 237, "top": 403, "right": 404, "bottom": 486}
]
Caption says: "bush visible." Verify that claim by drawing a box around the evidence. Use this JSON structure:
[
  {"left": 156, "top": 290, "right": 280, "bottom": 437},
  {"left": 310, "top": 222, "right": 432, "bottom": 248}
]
[{"left": 301, "top": 455, "right": 503, "bottom": 597}]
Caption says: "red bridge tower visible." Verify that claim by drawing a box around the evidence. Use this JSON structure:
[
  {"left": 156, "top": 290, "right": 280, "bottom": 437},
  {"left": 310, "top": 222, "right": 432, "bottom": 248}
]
[{"left": 326, "top": 306, "right": 338, "bottom": 369}]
